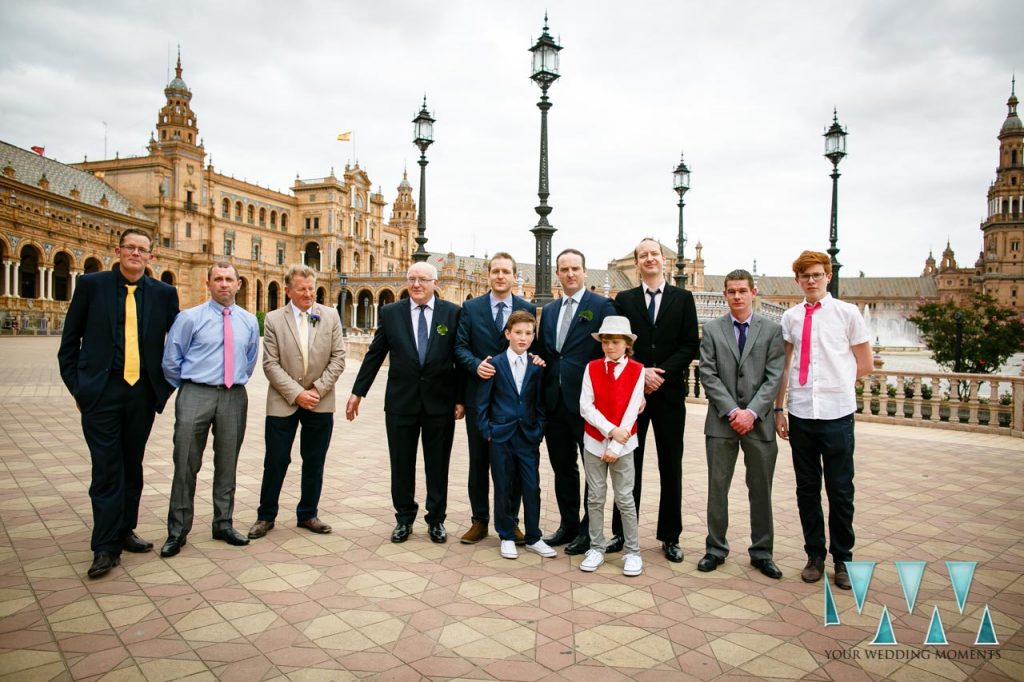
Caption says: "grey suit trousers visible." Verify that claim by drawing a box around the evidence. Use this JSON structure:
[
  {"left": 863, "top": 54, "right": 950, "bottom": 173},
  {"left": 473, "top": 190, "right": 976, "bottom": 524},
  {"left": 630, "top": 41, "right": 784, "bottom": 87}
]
[
  {"left": 167, "top": 382, "right": 248, "bottom": 536},
  {"left": 705, "top": 434, "right": 777, "bottom": 560}
]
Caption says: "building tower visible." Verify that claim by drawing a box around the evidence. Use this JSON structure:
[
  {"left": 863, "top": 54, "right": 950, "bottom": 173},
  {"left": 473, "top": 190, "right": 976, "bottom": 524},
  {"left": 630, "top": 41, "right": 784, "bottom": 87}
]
[
  {"left": 153, "top": 48, "right": 200, "bottom": 149},
  {"left": 390, "top": 170, "right": 418, "bottom": 269}
]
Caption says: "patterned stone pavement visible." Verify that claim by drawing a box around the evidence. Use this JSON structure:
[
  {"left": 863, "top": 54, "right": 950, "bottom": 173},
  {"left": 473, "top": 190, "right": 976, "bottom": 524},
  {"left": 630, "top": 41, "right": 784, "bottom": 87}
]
[{"left": 0, "top": 337, "right": 1021, "bottom": 681}]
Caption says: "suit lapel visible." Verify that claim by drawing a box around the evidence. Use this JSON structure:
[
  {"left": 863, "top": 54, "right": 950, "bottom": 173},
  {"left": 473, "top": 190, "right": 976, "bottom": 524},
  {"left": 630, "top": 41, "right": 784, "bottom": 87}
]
[
  {"left": 402, "top": 301, "right": 420, "bottom": 358},
  {"left": 562, "top": 291, "right": 586, "bottom": 349},
  {"left": 284, "top": 304, "right": 303, "bottom": 350},
  {"left": 625, "top": 287, "right": 652, "bottom": 330},
  {"left": 720, "top": 316, "right": 741, "bottom": 362},
  {"left": 307, "top": 306, "right": 320, "bottom": 350},
  {"left": 739, "top": 315, "right": 762, "bottom": 366},
  {"left": 655, "top": 286, "right": 675, "bottom": 325},
  {"left": 422, "top": 301, "right": 444, "bottom": 361},
  {"left": 106, "top": 272, "right": 119, "bottom": 344}
]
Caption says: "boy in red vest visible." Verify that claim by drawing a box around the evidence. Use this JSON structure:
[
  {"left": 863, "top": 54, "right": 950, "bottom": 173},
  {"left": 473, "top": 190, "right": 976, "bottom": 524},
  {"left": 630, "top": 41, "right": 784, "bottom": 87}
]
[{"left": 578, "top": 316, "right": 645, "bottom": 576}]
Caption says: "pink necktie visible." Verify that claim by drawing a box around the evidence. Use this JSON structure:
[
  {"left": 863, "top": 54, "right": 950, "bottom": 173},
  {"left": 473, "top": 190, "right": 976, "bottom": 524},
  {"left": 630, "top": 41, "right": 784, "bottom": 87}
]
[
  {"left": 798, "top": 302, "right": 821, "bottom": 386},
  {"left": 223, "top": 308, "right": 234, "bottom": 388}
]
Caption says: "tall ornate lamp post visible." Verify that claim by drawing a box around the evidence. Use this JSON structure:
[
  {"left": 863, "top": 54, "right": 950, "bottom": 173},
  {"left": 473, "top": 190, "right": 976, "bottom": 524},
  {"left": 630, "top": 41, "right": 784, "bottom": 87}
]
[
  {"left": 824, "top": 109, "right": 847, "bottom": 298},
  {"left": 672, "top": 154, "right": 691, "bottom": 289},
  {"left": 529, "top": 14, "right": 562, "bottom": 305},
  {"left": 412, "top": 97, "right": 435, "bottom": 263},
  {"left": 338, "top": 271, "right": 349, "bottom": 337}
]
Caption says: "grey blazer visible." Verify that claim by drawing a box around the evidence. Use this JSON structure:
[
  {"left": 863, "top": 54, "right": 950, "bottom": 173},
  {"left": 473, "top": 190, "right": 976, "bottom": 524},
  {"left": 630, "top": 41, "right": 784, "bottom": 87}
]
[{"left": 699, "top": 313, "right": 785, "bottom": 442}]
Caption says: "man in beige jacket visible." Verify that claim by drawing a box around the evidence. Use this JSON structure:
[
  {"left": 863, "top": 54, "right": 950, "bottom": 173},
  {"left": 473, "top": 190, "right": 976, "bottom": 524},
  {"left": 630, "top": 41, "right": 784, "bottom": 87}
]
[{"left": 248, "top": 264, "right": 346, "bottom": 539}]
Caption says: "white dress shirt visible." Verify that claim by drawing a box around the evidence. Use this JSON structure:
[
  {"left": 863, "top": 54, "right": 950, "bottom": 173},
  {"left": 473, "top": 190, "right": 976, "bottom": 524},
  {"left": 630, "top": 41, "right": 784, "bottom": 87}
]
[
  {"left": 580, "top": 355, "right": 646, "bottom": 458},
  {"left": 555, "top": 288, "right": 584, "bottom": 334},
  {"left": 506, "top": 347, "right": 528, "bottom": 393},
  {"left": 409, "top": 296, "right": 435, "bottom": 354},
  {"left": 781, "top": 294, "right": 870, "bottom": 420},
  {"left": 642, "top": 280, "right": 666, "bottom": 321}
]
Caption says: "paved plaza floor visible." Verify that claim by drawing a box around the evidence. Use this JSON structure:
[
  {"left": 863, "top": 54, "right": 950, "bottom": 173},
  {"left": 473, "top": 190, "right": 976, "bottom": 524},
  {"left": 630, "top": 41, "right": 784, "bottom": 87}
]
[{"left": 0, "top": 337, "right": 1021, "bottom": 681}]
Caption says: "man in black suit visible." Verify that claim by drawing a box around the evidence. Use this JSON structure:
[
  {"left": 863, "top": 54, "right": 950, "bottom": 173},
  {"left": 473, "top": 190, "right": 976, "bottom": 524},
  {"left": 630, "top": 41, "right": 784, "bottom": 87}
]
[
  {"left": 535, "top": 249, "right": 616, "bottom": 555},
  {"left": 58, "top": 228, "right": 179, "bottom": 578},
  {"left": 346, "top": 262, "right": 465, "bottom": 543},
  {"left": 611, "top": 238, "right": 699, "bottom": 563},
  {"left": 454, "top": 252, "right": 534, "bottom": 544}
]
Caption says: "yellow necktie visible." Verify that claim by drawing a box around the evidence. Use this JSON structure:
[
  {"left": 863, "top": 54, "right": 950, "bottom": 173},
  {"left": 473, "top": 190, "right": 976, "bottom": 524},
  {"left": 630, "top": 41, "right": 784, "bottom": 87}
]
[{"left": 124, "top": 285, "right": 140, "bottom": 385}]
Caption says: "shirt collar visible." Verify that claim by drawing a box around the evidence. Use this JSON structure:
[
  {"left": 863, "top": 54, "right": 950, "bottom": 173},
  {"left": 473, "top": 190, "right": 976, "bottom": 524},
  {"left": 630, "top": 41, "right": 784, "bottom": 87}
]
[
  {"left": 506, "top": 347, "right": 528, "bottom": 364},
  {"left": 802, "top": 293, "right": 832, "bottom": 308},
  {"left": 605, "top": 355, "right": 626, "bottom": 367},
  {"left": 410, "top": 296, "right": 435, "bottom": 310},
  {"left": 563, "top": 289, "right": 584, "bottom": 306},
  {"left": 730, "top": 312, "right": 754, "bottom": 325},
  {"left": 489, "top": 292, "right": 512, "bottom": 308},
  {"left": 206, "top": 299, "right": 232, "bottom": 314},
  {"left": 642, "top": 280, "right": 666, "bottom": 295},
  {"left": 290, "top": 301, "right": 313, "bottom": 317}
]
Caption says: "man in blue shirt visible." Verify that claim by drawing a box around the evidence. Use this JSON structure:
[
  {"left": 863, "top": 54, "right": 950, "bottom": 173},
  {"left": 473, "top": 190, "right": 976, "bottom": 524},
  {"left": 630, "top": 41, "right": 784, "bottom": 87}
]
[{"left": 160, "top": 262, "right": 260, "bottom": 557}]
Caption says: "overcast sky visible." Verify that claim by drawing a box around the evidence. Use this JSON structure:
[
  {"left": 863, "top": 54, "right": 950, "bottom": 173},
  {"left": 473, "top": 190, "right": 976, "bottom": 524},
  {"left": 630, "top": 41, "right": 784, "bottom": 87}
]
[{"left": 0, "top": 0, "right": 1020, "bottom": 279}]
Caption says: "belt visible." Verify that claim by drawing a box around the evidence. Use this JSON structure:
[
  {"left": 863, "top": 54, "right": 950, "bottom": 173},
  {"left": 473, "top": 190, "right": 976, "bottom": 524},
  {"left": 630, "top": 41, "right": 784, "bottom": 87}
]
[{"left": 183, "top": 379, "right": 240, "bottom": 390}]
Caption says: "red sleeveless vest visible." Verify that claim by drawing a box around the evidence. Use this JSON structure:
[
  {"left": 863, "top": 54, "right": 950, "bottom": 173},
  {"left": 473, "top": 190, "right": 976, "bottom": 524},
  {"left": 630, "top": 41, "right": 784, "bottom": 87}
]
[{"left": 583, "top": 357, "right": 643, "bottom": 442}]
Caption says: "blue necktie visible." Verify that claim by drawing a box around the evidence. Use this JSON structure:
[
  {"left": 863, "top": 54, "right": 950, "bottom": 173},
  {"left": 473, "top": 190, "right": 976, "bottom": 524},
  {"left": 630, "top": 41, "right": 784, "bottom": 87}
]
[
  {"left": 417, "top": 304, "right": 429, "bottom": 365},
  {"left": 647, "top": 289, "right": 660, "bottom": 323},
  {"left": 735, "top": 320, "right": 748, "bottom": 354},
  {"left": 495, "top": 301, "right": 506, "bottom": 332}
]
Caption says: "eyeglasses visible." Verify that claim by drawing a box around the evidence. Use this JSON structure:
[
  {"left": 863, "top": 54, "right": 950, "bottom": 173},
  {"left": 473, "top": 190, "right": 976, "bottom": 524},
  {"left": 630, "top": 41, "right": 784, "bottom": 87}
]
[
  {"left": 798, "top": 272, "right": 827, "bottom": 282},
  {"left": 406, "top": 277, "right": 435, "bottom": 285},
  {"left": 120, "top": 245, "right": 151, "bottom": 255}
]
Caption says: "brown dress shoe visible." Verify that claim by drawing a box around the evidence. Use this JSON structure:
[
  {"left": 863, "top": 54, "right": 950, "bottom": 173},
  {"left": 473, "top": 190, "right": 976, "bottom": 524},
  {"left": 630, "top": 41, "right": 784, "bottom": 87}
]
[
  {"left": 834, "top": 561, "right": 852, "bottom": 590},
  {"left": 514, "top": 525, "right": 526, "bottom": 546},
  {"left": 460, "top": 521, "right": 488, "bottom": 544},
  {"left": 801, "top": 556, "right": 825, "bottom": 583},
  {"left": 248, "top": 519, "right": 274, "bottom": 539},
  {"left": 297, "top": 518, "right": 332, "bottom": 534}
]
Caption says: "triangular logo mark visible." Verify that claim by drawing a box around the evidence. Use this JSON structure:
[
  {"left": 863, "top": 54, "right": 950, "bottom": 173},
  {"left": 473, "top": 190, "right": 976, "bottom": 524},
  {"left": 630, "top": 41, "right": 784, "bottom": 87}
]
[
  {"left": 946, "top": 561, "right": 976, "bottom": 614},
  {"left": 871, "top": 605, "right": 897, "bottom": 645},
  {"left": 824, "top": 578, "right": 840, "bottom": 626},
  {"left": 924, "top": 605, "right": 948, "bottom": 645},
  {"left": 845, "top": 561, "right": 876, "bottom": 614},
  {"left": 895, "top": 561, "right": 927, "bottom": 615},
  {"left": 975, "top": 605, "right": 999, "bottom": 646}
]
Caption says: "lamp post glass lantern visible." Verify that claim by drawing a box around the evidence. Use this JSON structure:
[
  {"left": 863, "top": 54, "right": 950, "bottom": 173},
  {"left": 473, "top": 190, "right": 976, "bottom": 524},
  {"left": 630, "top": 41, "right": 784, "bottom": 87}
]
[
  {"left": 529, "top": 13, "right": 562, "bottom": 305},
  {"left": 412, "top": 97, "right": 435, "bottom": 264},
  {"left": 824, "top": 108, "right": 847, "bottom": 299},
  {"left": 672, "top": 153, "right": 690, "bottom": 289}
]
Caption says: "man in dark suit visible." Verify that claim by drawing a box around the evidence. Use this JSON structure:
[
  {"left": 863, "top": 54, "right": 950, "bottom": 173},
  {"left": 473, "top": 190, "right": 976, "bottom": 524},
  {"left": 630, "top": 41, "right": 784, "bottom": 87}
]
[
  {"left": 535, "top": 249, "right": 616, "bottom": 555},
  {"left": 454, "top": 252, "right": 534, "bottom": 544},
  {"left": 58, "top": 228, "right": 180, "bottom": 578},
  {"left": 698, "top": 270, "right": 785, "bottom": 579},
  {"left": 347, "top": 262, "right": 465, "bottom": 543},
  {"left": 611, "top": 238, "right": 699, "bottom": 563}
]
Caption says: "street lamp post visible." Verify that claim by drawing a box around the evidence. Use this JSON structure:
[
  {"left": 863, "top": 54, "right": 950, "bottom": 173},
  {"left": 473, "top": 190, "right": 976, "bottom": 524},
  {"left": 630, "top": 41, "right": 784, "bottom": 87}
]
[
  {"left": 338, "top": 271, "right": 348, "bottom": 337},
  {"left": 824, "top": 108, "right": 847, "bottom": 299},
  {"left": 672, "top": 154, "right": 690, "bottom": 289},
  {"left": 529, "top": 14, "right": 562, "bottom": 305},
  {"left": 412, "top": 97, "right": 435, "bottom": 263}
]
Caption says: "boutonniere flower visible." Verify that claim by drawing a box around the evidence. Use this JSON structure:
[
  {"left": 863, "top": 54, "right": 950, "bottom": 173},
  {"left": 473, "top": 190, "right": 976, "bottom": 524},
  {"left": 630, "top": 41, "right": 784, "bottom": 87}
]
[
  {"left": 308, "top": 311, "right": 321, "bottom": 327},
  {"left": 578, "top": 309, "right": 593, "bottom": 322},
  {"left": 436, "top": 324, "right": 449, "bottom": 336}
]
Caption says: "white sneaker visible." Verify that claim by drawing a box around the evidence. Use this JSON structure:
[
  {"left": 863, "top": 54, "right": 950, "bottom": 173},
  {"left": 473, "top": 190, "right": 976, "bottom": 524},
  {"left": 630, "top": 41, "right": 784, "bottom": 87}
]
[
  {"left": 623, "top": 553, "right": 644, "bottom": 576},
  {"left": 525, "top": 539, "right": 557, "bottom": 558},
  {"left": 500, "top": 540, "right": 518, "bottom": 559},
  {"left": 580, "top": 549, "right": 605, "bottom": 572}
]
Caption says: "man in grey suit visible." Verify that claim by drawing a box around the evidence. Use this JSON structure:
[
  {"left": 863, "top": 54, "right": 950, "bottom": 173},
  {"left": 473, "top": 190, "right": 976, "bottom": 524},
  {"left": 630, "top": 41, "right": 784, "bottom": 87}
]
[{"left": 697, "top": 269, "right": 785, "bottom": 579}]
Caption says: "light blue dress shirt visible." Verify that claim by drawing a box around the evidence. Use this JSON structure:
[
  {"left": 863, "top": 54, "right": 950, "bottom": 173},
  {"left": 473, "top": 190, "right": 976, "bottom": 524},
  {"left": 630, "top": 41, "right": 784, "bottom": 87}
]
[{"left": 162, "top": 299, "right": 260, "bottom": 388}]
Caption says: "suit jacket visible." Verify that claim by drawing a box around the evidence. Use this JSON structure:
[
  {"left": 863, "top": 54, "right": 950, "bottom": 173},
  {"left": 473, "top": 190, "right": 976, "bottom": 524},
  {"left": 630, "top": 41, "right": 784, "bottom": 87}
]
[
  {"left": 614, "top": 283, "right": 699, "bottom": 396},
  {"left": 699, "top": 313, "right": 785, "bottom": 442},
  {"left": 476, "top": 352, "right": 546, "bottom": 444},
  {"left": 352, "top": 298, "right": 464, "bottom": 415},
  {"left": 455, "top": 293, "right": 536, "bottom": 408},
  {"left": 536, "top": 290, "right": 617, "bottom": 414},
  {"left": 262, "top": 304, "right": 346, "bottom": 416},
  {"left": 57, "top": 269, "right": 179, "bottom": 412}
]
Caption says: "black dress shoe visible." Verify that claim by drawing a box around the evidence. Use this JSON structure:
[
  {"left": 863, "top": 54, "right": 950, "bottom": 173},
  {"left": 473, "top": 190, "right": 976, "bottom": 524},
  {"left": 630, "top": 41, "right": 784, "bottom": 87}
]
[
  {"left": 542, "top": 526, "right": 577, "bottom": 547},
  {"left": 662, "top": 542, "right": 684, "bottom": 563},
  {"left": 87, "top": 552, "right": 120, "bottom": 579},
  {"left": 564, "top": 533, "right": 590, "bottom": 556},
  {"left": 160, "top": 535, "right": 187, "bottom": 558},
  {"left": 605, "top": 535, "right": 625, "bottom": 554},
  {"left": 121, "top": 533, "right": 154, "bottom": 553},
  {"left": 751, "top": 558, "right": 783, "bottom": 579},
  {"left": 391, "top": 523, "right": 412, "bottom": 543},
  {"left": 428, "top": 523, "right": 447, "bottom": 543},
  {"left": 212, "top": 527, "right": 250, "bottom": 546},
  {"left": 697, "top": 553, "right": 725, "bottom": 572}
]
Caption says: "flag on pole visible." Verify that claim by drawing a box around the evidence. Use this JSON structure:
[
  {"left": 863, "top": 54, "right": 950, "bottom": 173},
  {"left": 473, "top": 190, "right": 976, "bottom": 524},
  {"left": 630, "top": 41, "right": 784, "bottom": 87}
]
[
  {"left": 30, "top": 146, "right": 45, "bottom": 156},
  {"left": 336, "top": 132, "right": 352, "bottom": 141}
]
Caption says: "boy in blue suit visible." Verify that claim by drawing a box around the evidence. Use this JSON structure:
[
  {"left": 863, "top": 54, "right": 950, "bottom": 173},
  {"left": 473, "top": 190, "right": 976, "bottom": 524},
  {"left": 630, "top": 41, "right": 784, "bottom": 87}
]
[{"left": 477, "top": 311, "right": 556, "bottom": 560}]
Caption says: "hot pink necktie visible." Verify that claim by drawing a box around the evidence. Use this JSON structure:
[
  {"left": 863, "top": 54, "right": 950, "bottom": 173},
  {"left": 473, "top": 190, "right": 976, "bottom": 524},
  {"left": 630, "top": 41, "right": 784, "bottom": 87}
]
[
  {"left": 798, "top": 302, "right": 821, "bottom": 386},
  {"left": 223, "top": 308, "right": 234, "bottom": 388}
]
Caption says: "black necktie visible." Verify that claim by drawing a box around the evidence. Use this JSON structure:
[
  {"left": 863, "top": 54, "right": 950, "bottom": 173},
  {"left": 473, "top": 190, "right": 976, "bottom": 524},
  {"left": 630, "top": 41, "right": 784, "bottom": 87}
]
[
  {"left": 734, "top": 320, "right": 749, "bottom": 354},
  {"left": 647, "top": 289, "right": 660, "bottom": 323},
  {"left": 417, "top": 304, "right": 429, "bottom": 365},
  {"left": 495, "top": 301, "right": 506, "bottom": 332}
]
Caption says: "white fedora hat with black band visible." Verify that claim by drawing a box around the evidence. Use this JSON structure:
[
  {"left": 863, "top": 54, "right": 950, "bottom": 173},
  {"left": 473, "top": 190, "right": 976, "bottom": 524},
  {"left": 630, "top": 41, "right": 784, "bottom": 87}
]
[{"left": 591, "top": 315, "right": 637, "bottom": 343}]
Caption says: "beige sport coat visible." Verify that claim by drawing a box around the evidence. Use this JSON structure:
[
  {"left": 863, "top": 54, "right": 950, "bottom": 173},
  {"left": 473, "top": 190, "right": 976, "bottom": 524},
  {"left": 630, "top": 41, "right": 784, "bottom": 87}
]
[{"left": 262, "top": 304, "right": 346, "bottom": 417}]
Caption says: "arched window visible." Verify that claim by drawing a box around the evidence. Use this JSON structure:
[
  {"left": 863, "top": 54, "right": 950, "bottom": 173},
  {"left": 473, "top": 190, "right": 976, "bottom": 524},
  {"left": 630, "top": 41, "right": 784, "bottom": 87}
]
[
  {"left": 247, "top": 205, "right": 255, "bottom": 224},
  {"left": 222, "top": 198, "right": 230, "bottom": 218},
  {"left": 281, "top": 214, "right": 288, "bottom": 231},
  {"left": 270, "top": 210, "right": 278, "bottom": 228},
  {"left": 235, "top": 201, "right": 243, "bottom": 221}
]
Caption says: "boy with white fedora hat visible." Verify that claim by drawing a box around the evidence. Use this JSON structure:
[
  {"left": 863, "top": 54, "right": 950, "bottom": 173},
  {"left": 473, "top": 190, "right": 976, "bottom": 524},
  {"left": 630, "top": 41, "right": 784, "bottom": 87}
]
[{"left": 578, "top": 316, "right": 645, "bottom": 576}]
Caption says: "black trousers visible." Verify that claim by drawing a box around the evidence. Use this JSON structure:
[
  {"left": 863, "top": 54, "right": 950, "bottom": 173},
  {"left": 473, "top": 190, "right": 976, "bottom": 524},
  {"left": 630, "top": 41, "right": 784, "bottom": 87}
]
[
  {"left": 386, "top": 411, "right": 455, "bottom": 525},
  {"left": 81, "top": 376, "right": 156, "bottom": 555},
  {"left": 465, "top": 408, "right": 520, "bottom": 525},
  {"left": 612, "top": 391, "right": 685, "bottom": 543},
  {"left": 257, "top": 409, "right": 334, "bottom": 523},
  {"left": 543, "top": 400, "right": 589, "bottom": 537},
  {"left": 788, "top": 413, "right": 856, "bottom": 563}
]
